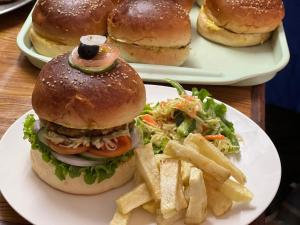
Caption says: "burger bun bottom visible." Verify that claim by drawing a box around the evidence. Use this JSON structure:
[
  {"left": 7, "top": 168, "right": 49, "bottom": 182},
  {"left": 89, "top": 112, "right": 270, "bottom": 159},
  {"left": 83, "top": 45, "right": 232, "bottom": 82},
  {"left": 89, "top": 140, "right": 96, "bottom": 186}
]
[
  {"left": 30, "top": 28, "right": 74, "bottom": 57},
  {"left": 31, "top": 149, "right": 135, "bottom": 195},
  {"left": 197, "top": 7, "right": 271, "bottom": 47}
]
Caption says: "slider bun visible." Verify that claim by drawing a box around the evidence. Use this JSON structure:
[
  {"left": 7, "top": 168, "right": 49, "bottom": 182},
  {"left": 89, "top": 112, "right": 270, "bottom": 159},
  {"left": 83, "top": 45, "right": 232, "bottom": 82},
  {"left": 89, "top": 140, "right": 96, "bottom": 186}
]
[
  {"left": 30, "top": 28, "right": 73, "bottom": 57},
  {"left": 107, "top": 0, "right": 191, "bottom": 48},
  {"left": 197, "top": 7, "right": 271, "bottom": 47},
  {"left": 204, "top": 0, "right": 285, "bottom": 34},
  {"left": 107, "top": 37, "right": 190, "bottom": 66},
  {"left": 32, "top": 0, "right": 114, "bottom": 46},
  {"left": 31, "top": 150, "right": 135, "bottom": 195},
  {"left": 32, "top": 54, "right": 146, "bottom": 129}
]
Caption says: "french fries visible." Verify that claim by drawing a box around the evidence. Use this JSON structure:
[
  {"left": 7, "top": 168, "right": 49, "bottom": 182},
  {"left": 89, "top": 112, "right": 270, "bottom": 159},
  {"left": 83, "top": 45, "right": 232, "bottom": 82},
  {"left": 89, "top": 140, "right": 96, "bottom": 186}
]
[
  {"left": 185, "top": 134, "right": 246, "bottom": 184},
  {"left": 165, "top": 141, "right": 231, "bottom": 183},
  {"left": 116, "top": 183, "right": 152, "bottom": 214},
  {"left": 142, "top": 201, "right": 157, "bottom": 214},
  {"left": 133, "top": 170, "right": 143, "bottom": 186},
  {"left": 135, "top": 144, "right": 160, "bottom": 201},
  {"left": 176, "top": 170, "right": 188, "bottom": 211},
  {"left": 156, "top": 209, "right": 185, "bottom": 225},
  {"left": 207, "top": 185, "right": 233, "bottom": 216},
  {"left": 204, "top": 174, "right": 253, "bottom": 202},
  {"left": 155, "top": 153, "right": 171, "bottom": 167},
  {"left": 220, "top": 179, "right": 253, "bottom": 202},
  {"left": 110, "top": 135, "right": 253, "bottom": 225},
  {"left": 181, "top": 160, "right": 193, "bottom": 186},
  {"left": 185, "top": 168, "right": 207, "bottom": 224},
  {"left": 109, "top": 210, "right": 130, "bottom": 225},
  {"left": 160, "top": 159, "right": 182, "bottom": 219}
]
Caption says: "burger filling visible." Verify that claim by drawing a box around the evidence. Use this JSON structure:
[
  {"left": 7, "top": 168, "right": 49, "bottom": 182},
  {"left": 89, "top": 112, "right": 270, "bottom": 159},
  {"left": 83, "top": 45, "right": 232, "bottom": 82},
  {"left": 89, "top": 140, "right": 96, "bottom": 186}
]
[
  {"left": 40, "top": 120, "right": 134, "bottom": 153},
  {"left": 23, "top": 115, "right": 136, "bottom": 184}
]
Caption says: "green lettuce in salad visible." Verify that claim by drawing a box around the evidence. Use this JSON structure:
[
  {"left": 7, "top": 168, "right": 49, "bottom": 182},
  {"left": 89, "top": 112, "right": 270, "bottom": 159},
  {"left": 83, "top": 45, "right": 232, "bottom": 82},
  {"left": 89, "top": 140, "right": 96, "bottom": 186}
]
[
  {"left": 23, "top": 115, "right": 133, "bottom": 184},
  {"left": 135, "top": 80, "right": 240, "bottom": 154}
]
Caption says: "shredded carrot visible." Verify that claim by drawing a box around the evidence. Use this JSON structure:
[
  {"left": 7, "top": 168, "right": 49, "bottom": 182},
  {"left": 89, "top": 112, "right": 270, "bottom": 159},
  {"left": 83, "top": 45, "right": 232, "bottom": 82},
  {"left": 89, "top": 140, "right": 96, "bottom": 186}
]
[
  {"left": 142, "top": 114, "right": 158, "bottom": 127},
  {"left": 204, "top": 134, "right": 225, "bottom": 140}
]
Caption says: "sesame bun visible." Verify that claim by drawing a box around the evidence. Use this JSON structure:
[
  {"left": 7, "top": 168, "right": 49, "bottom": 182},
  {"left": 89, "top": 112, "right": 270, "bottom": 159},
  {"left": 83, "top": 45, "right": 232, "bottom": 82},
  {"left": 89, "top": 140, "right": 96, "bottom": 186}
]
[
  {"left": 107, "top": 37, "right": 190, "bottom": 66},
  {"left": 31, "top": 150, "right": 135, "bottom": 195},
  {"left": 197, "top": 7, "right": 271, "bottom": 47},
  {"left": 32, "top": 54, "right": 146, "bottom": 129},
  {"left": 204, "top": 0, "right": 285, "bottom": 34},
  {"left": 107, "top": 0, "right": 191, "bottom": 65},
  {"left": 173, "top": 0, "right": 196, "bottom": 12},
  {"left": 31, "top": 0, "right": 114, "bottom": 56}
]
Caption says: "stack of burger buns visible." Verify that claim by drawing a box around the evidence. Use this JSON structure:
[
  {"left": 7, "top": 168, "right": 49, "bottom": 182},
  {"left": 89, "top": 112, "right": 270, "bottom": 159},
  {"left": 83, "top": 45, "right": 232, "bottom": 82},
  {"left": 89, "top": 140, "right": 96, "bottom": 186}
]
[
  {"left": 197, "top": 0, "right": 285, "bottom": 47},
  {"left": 30, "top": 0, "right": 285, "bottom": 65}
]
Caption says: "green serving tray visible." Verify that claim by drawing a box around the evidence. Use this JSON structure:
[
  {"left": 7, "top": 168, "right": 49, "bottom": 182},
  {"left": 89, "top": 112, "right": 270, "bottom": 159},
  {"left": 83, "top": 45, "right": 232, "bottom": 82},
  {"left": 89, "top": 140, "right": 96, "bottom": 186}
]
[{"left": 17, "top": 5, "right": 290, "bottom": 86}]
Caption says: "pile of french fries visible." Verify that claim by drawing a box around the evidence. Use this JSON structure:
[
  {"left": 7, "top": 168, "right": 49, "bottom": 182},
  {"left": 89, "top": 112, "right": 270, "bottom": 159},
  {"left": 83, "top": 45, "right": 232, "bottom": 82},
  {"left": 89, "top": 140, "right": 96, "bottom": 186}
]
[{"left": 110, "top": 133, "right": 253, "bottom": 225}]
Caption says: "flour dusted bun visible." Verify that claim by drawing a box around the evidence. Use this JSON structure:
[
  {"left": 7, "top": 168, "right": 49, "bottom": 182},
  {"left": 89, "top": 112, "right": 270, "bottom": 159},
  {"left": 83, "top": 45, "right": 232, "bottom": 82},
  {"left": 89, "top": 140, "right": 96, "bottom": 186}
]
[{"left": 31, "top": 150, "right": 135, "bottom": 195}]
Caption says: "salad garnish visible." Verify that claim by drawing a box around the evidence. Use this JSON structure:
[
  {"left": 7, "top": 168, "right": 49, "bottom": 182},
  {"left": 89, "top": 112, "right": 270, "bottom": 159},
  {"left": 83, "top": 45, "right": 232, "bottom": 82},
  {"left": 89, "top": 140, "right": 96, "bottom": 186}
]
[{"left": 136, "top": 80, "right": 240, "bottom": 154}]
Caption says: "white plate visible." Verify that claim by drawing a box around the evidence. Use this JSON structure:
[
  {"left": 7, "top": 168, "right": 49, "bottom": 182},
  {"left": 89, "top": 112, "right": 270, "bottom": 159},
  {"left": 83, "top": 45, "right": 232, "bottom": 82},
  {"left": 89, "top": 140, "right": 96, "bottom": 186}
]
[
  {"left": 0, "top": 85, "right": 281, "bottom": 225},
  {"left": 0, "top": 0, "right": 31, "bottom": 15}
]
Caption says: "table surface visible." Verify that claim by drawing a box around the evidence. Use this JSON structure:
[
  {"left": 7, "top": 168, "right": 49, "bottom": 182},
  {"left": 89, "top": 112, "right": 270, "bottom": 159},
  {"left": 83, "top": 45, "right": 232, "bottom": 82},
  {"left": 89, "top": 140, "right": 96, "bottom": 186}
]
[{"left": 0, "top": 3, "right": 266, "bottom": 225}]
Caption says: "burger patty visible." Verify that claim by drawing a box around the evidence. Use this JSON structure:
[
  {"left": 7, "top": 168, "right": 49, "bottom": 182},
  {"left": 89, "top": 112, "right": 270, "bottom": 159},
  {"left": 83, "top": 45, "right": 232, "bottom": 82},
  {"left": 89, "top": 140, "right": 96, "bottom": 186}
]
[{"left": 41, "top": 120, "right": 135, "bottom": 138}]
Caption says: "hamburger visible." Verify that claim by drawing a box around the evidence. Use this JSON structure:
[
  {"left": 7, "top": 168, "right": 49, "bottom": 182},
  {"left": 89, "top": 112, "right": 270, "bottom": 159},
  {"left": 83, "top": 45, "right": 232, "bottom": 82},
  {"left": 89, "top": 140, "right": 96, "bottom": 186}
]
[
  {"left": 30, "top": 0, "right": 114, "bottom": 57},
  {"left": 24, "top": 36, "right": 146, "bottom": 195},
  {"left": 107, "top": 0, "right": 192, "bottom": 66},
  {"left": 197, "top": 0, "right": 285, "bottom": 47}
]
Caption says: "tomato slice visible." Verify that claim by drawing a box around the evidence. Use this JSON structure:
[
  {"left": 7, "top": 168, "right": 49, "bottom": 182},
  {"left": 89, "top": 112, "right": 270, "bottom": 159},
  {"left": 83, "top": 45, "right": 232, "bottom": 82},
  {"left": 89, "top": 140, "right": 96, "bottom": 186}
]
[
  {"left": 46, "top": 140, "right": 89, "bottom": 155},
  {"left": 87, "top": 136, "right": 132, "bottom": 158}
]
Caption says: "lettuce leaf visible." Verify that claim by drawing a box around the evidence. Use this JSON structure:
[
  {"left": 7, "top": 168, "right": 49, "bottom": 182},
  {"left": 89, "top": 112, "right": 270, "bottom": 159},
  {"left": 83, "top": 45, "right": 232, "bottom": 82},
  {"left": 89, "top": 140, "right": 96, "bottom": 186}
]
[
  {"left": 23, "top": 114, "right": 134, "bottom": 184},
  {"left": 192, "top": 88, "right": 240, "bottom": 153}
]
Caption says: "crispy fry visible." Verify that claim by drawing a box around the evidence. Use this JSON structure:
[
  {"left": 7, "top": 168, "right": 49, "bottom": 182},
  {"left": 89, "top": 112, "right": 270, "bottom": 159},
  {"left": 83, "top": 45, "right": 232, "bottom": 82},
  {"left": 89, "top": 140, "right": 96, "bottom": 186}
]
[
  {"left": 204, "top": 174, "right": 253, "bottom": 202},
  {"left": 160, "top": 159, "right": 181, "bottom": 219},
  {"left": 207, "top": 185, "right": 232, "bottom": 216},
  {"left": 116, "top": 183, "right": 152, "bottom": 214},
  {"left": 184, "top": 186, "right": 190, "bottom": 202},
  {"left": 164, "top": 141, "right": 230, "bottom": 183},
  {"left": 181, "top": 160, "right": 193, "bottom": 186},
  {"left": 109, "top": 210, "right": 130, "bottom": 225},
  {"left": 184, "top": 134, "right": 246, "bottom": 184},
  {"left": 177, "top": 165, "right": 188, "bottom": 211},
  {"left": 156, "top": 209, "right": 185, "bottom": 225},
  {"left": 135, "top": 144, "right": 160, "bottom": 201},
  {"left": 142, "top": 201, "right": 157, "bottom": 214},
  {"left": 185, "top": 168, "right": 207, "bottom": 224},
  {"left": 154, "top": 154, "right": 171, "bottom": 167},
  {"left": 220, "top": 179, "right": 253, "bottom": 202},
  {"left": 133, "top": 170, "right": 143, "bottom": 186}
]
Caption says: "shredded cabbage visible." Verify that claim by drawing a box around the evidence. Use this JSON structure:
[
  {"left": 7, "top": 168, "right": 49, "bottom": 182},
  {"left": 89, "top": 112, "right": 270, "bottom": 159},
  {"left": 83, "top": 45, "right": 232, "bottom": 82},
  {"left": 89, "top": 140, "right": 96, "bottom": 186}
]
[{"left": 136, "top": 81, "right": 240, "bottom": 154}]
